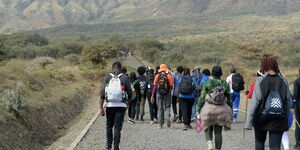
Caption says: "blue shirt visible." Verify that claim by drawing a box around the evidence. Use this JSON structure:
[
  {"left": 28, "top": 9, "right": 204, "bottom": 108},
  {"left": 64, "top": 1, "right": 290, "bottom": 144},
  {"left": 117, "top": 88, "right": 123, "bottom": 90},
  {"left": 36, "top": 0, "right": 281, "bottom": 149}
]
[
  {"left": 177, "top": 76, "right": 198, "bottom": 99},
  {"left": 172, "top": 72, "right": 182, "bottom": 96}
]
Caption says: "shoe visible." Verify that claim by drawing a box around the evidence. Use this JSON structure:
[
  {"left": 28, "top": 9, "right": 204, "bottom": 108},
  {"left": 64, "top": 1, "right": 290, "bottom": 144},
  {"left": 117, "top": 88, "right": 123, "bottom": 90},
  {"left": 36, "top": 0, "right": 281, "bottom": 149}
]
[
  {"left": 167, "top": 119, "right": 171, "bottom": 128},
  {"left": 150, "top": 121, "right": 154, "bottom": 124},
  {"left": 173, "top": 115, "right": 178, "bottom": 122},
  {"left": 135, "top": 116, "right": 139, "bottom": 121},
  {"left": 177, "top": 119, "right": 182, "bottom": 124},
  {"left": 154, "top": 118, "right": 158, "bottom": 123},
  {"left": 187, "top": 125, "right": 192, "bottom": 129},
  {"left": 207, "top": 141, "right": 214, "bottom": 150},
  {"left": 183, "top": 125, "right": 188, "bottom": 130},
  {"left": 233, "top": 118, "right": 237, "bottom": 123},
  {"left": 191, "top": 117, "right": 196, "bottom": 122},
  {"left": 140, "top": 116, "right": 144, "bottom": 121}
]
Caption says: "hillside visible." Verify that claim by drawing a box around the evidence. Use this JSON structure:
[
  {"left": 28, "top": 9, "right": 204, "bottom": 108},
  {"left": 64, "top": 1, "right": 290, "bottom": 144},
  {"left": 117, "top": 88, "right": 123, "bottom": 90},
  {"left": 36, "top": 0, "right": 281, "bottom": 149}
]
[{"left": 1, "top": 0, "right": 300, "bottom": 33}]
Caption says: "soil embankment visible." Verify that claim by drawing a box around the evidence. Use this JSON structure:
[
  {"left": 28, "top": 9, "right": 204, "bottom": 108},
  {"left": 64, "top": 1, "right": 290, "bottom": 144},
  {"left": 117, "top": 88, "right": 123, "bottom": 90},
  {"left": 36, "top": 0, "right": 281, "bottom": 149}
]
[{"left": 0, "top": 87, "right": 91, "bottom": 150}]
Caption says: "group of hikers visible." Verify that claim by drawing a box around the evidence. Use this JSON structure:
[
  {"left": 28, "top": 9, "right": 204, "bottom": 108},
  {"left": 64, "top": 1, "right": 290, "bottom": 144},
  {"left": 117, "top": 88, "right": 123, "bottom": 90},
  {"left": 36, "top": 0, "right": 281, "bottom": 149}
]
[{"left": 99, "top": 57, "right": 300, "bottom": 150}]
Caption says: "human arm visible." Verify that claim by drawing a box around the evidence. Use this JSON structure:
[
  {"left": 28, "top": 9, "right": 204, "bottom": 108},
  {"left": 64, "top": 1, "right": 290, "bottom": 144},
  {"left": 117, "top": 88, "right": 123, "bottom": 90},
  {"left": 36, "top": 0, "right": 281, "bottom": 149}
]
[
  {"left": 167, "top": 74, "right": 174, "bottom": 89},
  {"left": 100, "top": 74, "right": 110, "bottom": 116},
  {"left": 224, "top": 81, "right": 232, "bottom": 108},
  {"left": 124, "top": 77, "right": 132, "bottom": 102},
  {"left": 247, "top": 81, "right": 256, "bottom": 99},
  {"left": 196, "top": 81, "right": 209, "bottom": 113}
]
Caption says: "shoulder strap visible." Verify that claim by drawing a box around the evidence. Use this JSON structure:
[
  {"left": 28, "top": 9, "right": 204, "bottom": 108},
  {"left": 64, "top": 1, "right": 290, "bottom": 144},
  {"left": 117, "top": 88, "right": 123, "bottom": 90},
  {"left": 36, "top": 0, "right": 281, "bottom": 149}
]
[
  {"left": 109, "top": 73, "right": 115, "bottom": 78},
  {"left": 117, "top": 73, "right": 123, "bottom": 78}
]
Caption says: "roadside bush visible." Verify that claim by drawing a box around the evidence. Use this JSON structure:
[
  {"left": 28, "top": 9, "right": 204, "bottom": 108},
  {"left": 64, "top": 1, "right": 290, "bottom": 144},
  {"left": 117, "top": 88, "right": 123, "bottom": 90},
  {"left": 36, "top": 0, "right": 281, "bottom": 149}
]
[
  {"left": 40, "top": 45, "right": 61, "bottom": 58},
  {"left": 24, "top": 33, "right": 49, "bottom": 46},
  {"left": 0, "top": 85, "right": 26, "bottom": 116},
  {"left": 32, "top": 57, "right": 56, "bottom": 69},
  {"left": 60, "top": 42, "right": 83, "bottom": 56},
  {"left": 64, "top": 54, "right": 80, "bottom": 65}
]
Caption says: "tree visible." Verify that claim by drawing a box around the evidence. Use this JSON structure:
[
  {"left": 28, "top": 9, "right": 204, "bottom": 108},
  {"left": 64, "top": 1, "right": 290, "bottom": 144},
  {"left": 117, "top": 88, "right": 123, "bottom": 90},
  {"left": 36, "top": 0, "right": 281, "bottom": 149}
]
[
  {"left": 24, "top": 33, "right": 49, "bottom": 46},
  {"left": 81, "top": 41, "right": 118, "bottom": 66},
  {"left": 139, "top": 39, "right": 164, "bottom": 50}
]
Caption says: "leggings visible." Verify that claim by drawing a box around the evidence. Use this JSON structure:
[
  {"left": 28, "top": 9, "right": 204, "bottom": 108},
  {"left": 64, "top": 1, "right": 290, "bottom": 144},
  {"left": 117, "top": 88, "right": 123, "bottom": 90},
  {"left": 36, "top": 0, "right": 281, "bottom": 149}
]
[
  {"left": 254, "top": 128, "right": 283, "bottom": 150},
  {"left": 205, "top": 125, "right": 223, "bottom": 149}
]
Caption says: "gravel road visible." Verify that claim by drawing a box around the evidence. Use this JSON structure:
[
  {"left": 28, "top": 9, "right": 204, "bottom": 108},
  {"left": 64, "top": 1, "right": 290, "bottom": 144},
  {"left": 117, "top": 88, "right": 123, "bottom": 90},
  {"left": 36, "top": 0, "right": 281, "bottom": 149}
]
[{"left": 75, "top": 56, "right": 296, "bottom": 150}]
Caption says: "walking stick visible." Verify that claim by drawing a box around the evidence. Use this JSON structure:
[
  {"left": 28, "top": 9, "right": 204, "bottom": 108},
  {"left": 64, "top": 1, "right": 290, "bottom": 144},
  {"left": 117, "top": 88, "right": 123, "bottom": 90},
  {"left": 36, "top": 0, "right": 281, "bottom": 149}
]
[{"left": 243, "top": 78, "right": 250, "bottom": 140}]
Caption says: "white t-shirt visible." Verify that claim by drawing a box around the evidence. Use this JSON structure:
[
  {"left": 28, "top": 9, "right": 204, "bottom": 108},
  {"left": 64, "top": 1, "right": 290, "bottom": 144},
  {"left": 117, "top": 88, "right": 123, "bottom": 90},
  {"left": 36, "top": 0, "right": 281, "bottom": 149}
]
[
  {"left": 226, "top": 73, "right": 234, "bottom": 93},
  {"left": 106, "top": 102, "right": 127, "bottom": 108}
]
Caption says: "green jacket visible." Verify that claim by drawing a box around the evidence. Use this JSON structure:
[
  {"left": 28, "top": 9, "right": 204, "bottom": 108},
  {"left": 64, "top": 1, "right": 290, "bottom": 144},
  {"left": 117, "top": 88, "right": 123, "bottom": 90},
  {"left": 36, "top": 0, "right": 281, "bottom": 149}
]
[{"left": 196, "top": 77, "right": 232, "bottom": 113}]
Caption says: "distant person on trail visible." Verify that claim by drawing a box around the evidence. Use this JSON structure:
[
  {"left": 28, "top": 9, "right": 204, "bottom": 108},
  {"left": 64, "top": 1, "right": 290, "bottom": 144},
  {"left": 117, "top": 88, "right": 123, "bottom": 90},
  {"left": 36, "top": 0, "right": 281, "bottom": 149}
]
[
  {"left": 192, "top": 67, "right": 208, "bottom": 121},
  {"left": 172, "top": 66, "right": 184, "bottom": 123},
  {"left": 151, "top": 64, "right": 173, "bottom": 128},
  {"left": 197, "top": 66, "right": 232, "bottom": 150},
  {"left": 177, "top": 68, "right": 197, "bottom": 130},
  {"left": 294, "top": 69, "right": 300, "bottom": 150},
  {"left": 121, "top": 67, "right": 128, "bottom": 77},
  {"left": 226, "top": 68, "right": 245, "bottom": 123},
  {"left": 135, "top": 66, "right": 148, "bottom": 121},
  {"left": 147, "top": 69, "right": 158, "bottom": 124},
  {"left": 246, "top": 70, "right": 264, "bottom": 99},
  {"left": 100, "top": 62, "right": 132, "bottom": 150},
  {"left": 128, "top": 72, "right": 140, "bottom": 124},
  {"left": 202, "top": 69, "right": 212, "bottom": 80},
  {"left": 245, "top": 57, "right": 290, "bottom": 150}
]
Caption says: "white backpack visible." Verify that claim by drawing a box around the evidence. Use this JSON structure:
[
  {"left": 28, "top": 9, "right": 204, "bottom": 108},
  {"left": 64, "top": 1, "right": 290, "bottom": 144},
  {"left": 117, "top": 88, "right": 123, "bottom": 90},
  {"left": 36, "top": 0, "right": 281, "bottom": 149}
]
[{"left": 105, "top": 73, "right": 124, "bottom": 102}]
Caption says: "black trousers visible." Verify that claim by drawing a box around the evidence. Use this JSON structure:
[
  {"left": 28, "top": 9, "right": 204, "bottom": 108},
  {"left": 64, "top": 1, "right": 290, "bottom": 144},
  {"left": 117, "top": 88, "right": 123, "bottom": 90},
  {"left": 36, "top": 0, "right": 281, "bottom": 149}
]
[
  {"left": 254, "top": 128, "right": 283, "bottom": 150},
  {"left": 148, "top": 93, "right": 158, "bottom": 121},
  {"left": 128, "top": 99, "right": 137, "bottom": 119},
  {"left": 296, "top": 104, "right": 300, "bottom": 146},
  {"left": 106, "top": 107, "right": 126, "bottom": 150},
  {"left": 179, "top": 97, "right": 195, "bottom": 126},
  {"left": 172, "top": 95, "right": 183, "bottom": 119}
]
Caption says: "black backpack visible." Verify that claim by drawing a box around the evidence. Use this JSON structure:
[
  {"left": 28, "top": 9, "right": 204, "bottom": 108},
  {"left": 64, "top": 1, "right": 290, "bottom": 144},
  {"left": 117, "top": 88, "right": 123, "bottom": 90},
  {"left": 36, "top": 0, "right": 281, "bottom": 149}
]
[
  {"left": 147, "top": 74, "right": 155, "bottom": 92},
  {"left": 157, "top": 73, "right": 170, "bottom": 95},
  {"left": 232, "top": 73, "right": 245, "bottom": 92},
  {"left": 261, "top": 79, "right": 285, "bottom": 118},
  {"left": 179, "top": 76, "right": 194, "bottom": 95},
  {"left": 139, "top": 77, "right": 147, "bottom": 96}
]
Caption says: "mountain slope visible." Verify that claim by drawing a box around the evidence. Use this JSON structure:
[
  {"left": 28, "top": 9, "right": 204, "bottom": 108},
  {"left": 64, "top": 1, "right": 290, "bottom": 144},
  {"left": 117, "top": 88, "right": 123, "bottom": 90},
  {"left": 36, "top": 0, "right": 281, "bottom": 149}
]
[{"left": 1, "top": 0, "right": 300, "bottom": 33}]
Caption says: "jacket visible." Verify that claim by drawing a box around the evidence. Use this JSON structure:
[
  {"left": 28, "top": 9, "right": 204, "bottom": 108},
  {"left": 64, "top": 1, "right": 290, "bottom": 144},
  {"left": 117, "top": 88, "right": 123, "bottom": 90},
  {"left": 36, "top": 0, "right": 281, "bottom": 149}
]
[
  {"left": 245, "top": 73, "right": 291, "bottom": 132},
  {"left": 247, "top": 78, "right": 256, "bottom": 99},
  {"left": 100, "top": 71, "right": 132, "bottom": 103},
  {"left": 294, "top": 78, "right": 300, "bottom": 109}
]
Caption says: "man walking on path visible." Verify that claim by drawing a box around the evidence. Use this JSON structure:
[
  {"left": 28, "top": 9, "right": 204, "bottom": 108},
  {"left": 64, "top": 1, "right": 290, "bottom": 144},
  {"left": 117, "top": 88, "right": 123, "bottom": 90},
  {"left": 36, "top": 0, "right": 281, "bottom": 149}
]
[
  {"left": 226, "top": 68, "right": 244, "bottom": 123},
  {"left": 294, "top": 69, "right": 300, "bottom": 150},
  {"left": 147, "top": 69, "right": 158, "bottom": 124},
  {"left": 172, "top": 66, "right": 184, "bottom": 122},
  {"left": 100, "top": 62, "right": 132, "bottom": 150},
  {"left": 135, "top": 66, "right": 148, "bottom": 121},
  {"left": 151, "top": 64, "right": 173, "bottom": 128}
]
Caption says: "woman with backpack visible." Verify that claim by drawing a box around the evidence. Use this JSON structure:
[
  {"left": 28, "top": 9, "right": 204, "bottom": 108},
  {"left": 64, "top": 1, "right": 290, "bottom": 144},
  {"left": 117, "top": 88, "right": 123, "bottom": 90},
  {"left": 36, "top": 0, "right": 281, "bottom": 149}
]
[
  {"left": 197, "top": 66, "right": 233, "bottom": 150},
  {"left": 128, "top": 72, "right": 140, "bottom": 124},
  {"left": 245, "top": 57, "right": 291, "bottom": 150},
  {"left": 177, "top": 68, "right": 198, "bottom": 130}
]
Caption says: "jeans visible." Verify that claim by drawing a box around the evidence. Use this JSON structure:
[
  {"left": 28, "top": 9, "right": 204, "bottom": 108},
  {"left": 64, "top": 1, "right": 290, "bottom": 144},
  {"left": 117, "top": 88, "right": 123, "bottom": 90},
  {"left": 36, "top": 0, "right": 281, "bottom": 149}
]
[
  {"left": 231, "top": 91, "right": 240, "bottom": 119},
  {"left": 128, "top": 99, "right": 137, "bottom": 119},
  {"left": 148, "top": 93, "right": 158, "bottom": 121},
  {"left": 191, "top": 97, "right": 197, "bottom": 119},
  {"left": 254, "top": 128, "right": 283, "bottom": 150},
  {"left": 179, "top": 98, "right": 194, "bottom": 126},
  {"left": 106, "top": 107, "right": 126, "bottom": 150},
  {"left": 205, "top": 125, "right": 223, "bottom": 149},
  {"left": 156, "top": 92, "right": 171, "bottom": 126}
]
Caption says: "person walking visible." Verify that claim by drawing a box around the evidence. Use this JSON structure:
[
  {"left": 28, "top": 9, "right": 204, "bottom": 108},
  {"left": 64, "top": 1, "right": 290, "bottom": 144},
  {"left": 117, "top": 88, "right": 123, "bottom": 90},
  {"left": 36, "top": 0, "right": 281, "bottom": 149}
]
[
  {"left": 128, "top": 72, "right": 140, "bottom": 124},
  {"left": 197, "top": 66, "right": 233, "bottom": 150},
  {"left": 172, "top": 66, "right": 184, "bottom": 122},
  {"left": 100, "top": 62, "right": 132, "bottom": 150},
  {"left": 177, "top": 68, "right": 197, "bottom": 130},
  {"left": 245, "top": 57, "right": 291, "bottom": 150},
  {"left": 247, "top": 70, "right": 264, "bottom": 99},
  {"left": 226, "top": 68, "right": 245, "bottom": 123},
  {"left": 294, "top": 69, "right": 300, "bottom": 150},
  {"left": 147, "top": 69, "right": 158, "bottom": 124},
  {"left": 135, "top": 66, "right": 148, "bottom": 121},
  {"left": 151, "top": 64, "right": 173, "bottom": 128}
]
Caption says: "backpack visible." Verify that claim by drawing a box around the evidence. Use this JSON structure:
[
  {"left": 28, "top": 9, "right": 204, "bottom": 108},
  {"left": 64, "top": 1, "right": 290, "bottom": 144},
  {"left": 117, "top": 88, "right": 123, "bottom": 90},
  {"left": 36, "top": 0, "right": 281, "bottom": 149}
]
[
  {"left": 232, "top": 73, "right": 245, "bottom": 92},
  {"left": 157, "top": 73, "right": 170, "bottom": 95},
  {"left": 139, "top": 78, "right": 147, "bottom": 96},
  {"left": 205, "top": 80, "right": 226, "bottom": 105},
  {"left": 261, "top": 79, "right": 284, "bottom": 118},
  {"left": 105, "top": 73, "right": 125, "bottom": 102},
  {"left": 131, "top": 80, "right": 138, "bottom": 100},
  {"left": 179, "top": 76, "right": 194, "bottom": 95},
  {"left": 147, "top": 74, "right": 155, "bottom": 92}
]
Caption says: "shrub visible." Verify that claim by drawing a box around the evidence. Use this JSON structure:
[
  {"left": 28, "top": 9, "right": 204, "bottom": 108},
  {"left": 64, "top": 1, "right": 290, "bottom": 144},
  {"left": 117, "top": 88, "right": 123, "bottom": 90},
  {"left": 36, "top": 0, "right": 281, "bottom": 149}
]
[
  {"left": 81, "top": 41, "right": 118, "bottom": 66},
  {"left": 60, "top": 42, "right": 83, "bottom": 56},
  {"left": 0, "top": 85, "right": 26, "bottom": 116},
  {"left": 64, "top": 54, "right": 80, "bottom": 65},
  {"left": 40, "top": 45, "right": 61, "bottom": 58},
  {"left": 24, "top": 33, "right": 49, "bottom": 46},
  {"left": 32, "top": 57, "right": 56, "bottom": 69}
]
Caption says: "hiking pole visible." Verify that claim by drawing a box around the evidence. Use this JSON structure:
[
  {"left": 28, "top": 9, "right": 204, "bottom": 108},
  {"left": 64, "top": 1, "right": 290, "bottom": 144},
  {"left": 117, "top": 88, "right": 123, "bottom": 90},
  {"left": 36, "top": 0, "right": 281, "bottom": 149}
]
[{"left": 243, "top": 78, "right": 250, "bottom": 140}]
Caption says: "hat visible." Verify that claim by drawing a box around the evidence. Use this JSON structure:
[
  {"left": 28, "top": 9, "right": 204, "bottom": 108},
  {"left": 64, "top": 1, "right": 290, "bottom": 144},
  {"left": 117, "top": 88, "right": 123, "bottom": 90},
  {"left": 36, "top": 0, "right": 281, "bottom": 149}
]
[
  {"left": 158, "top": 64, "right": 168, "bottom": 72},
  {"left": 192, "top": 66, "right": 201, "bottom": 71}
]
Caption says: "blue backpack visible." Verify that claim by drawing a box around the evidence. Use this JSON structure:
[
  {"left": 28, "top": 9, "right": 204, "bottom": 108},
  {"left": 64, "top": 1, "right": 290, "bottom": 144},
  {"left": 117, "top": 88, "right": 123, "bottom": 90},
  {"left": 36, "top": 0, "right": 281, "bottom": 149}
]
[{"left": 261, "top": 79, "right": 284, "bottom": 118}]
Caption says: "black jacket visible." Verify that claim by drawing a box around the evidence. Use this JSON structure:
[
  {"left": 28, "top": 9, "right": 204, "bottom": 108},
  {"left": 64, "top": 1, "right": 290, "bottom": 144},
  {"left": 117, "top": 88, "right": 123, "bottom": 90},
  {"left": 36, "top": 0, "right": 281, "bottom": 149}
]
[
  {"left": 294, "top": 78, "right": 300, "bottom": 108},
  {"left": 253, "top": 74, "right": 290, "bottom": 132},
  {"left": 100, "top": 71, "right": 132, "bottom": 102}
]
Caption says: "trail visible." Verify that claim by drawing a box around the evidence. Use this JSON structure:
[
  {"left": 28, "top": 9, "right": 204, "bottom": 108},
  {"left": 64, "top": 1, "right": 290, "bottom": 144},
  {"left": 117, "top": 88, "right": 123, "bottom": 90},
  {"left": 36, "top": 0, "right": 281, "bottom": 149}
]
[{"left": 75, "top": 56, "right": 296, "bottom": 150}]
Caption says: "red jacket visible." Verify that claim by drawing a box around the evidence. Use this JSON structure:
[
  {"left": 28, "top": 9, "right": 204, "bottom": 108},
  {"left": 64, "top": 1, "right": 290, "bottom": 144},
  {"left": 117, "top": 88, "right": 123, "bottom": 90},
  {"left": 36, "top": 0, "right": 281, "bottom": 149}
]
[{"left": 247, "top": 78, "right": 256, "bottom": 99}]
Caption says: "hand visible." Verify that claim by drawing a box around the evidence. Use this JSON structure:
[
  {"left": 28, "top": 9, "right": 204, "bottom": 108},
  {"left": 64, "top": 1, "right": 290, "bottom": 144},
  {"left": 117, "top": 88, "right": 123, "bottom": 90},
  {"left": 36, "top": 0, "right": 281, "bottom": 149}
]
[
  {"left": 151, "top": 96, "right": 155, "bottom": 104},
  {"left": 245, "top": 90, "right": 249, "bottom": 95},
  {"left": 100, "top": 107, "right": 105, "bottom": 116}
]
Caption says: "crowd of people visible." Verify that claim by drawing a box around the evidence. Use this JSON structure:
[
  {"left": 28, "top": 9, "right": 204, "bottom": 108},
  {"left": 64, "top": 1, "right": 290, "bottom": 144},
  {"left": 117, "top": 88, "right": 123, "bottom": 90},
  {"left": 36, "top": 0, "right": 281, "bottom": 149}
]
[{"left": 99, "top": 57, "right": 300, "bottom": 150}]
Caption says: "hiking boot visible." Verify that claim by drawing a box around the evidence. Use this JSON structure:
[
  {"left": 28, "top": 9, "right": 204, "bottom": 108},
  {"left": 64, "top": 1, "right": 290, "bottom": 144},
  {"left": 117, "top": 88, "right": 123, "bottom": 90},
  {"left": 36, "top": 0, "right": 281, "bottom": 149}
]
[
  {"left": 167, "top": 119, "right": 171, "bottom": 128},
  {"left": 183, "top": 125, "right": 188, "bottom": 130},
  {"left": 140, "top": 116, "right": 144, "bottom": 121},
  {"left": 207, "top": 141, "right": 214, "bottom": 150}
]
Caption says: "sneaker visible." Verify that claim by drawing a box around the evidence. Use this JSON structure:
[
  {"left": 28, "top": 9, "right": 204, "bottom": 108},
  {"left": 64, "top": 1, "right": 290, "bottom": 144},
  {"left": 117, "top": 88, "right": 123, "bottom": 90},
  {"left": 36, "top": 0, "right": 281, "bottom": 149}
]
[
  {"left": 150, "top": 121, "right": 154, "bottom": 125},
  {"left": 233, "top": 118, "right": 237, "bottom": 123},
  {"left": 167, "top": 119, "right": 171, "bottom": 128},
  {"left": 154, "top": 118, "right": 158, "bottom": 123},
  {"left": 183, "top": 125, "right": 188, "bottom": 130},
  {"left": 173, "top": 115, "right": 178, "bottom": 122},
  {"left": 207, "top": 141, "right": 214, "bottom": 150}
]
